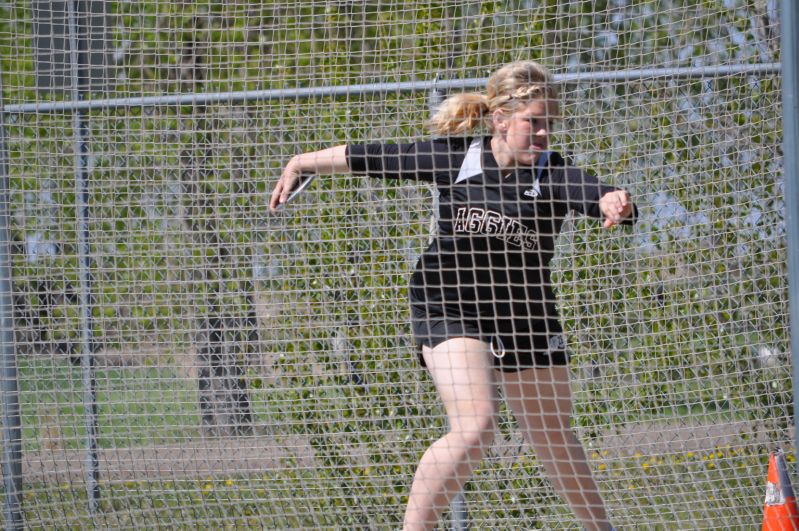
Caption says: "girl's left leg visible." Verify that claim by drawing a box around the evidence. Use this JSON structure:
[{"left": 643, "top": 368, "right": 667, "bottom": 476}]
[{"left": 500, "top": 366, "right": 612, "bottom": 531}]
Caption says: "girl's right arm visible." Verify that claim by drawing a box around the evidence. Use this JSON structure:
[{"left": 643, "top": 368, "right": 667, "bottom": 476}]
[
  {"left": 269, "top": 145, "right": 348, "bottom": 212},
  {"left": 271, "top": 138, "right": 455, "bottom": 212}
]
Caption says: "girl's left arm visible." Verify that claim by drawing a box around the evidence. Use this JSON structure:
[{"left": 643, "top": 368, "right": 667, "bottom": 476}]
[{"left": 553, "top": 161, "right": 637, "bottom": 229}]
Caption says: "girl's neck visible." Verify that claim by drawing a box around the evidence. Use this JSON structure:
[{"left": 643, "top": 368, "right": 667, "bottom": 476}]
[
  {"left": 490, "top": 136, "right": 520, "bottom": 179},
  {"left": 490, "top": 135, "right": 514, "bottom": 170}
]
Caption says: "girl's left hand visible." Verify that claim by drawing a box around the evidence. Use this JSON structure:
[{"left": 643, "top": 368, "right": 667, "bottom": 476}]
[{"left": 599, "top": 190, "right": 633, "bottom": 229}]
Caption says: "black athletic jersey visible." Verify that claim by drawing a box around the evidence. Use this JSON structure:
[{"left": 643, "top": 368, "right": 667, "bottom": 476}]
[{"left": 346, "top": 136, "right": 631, "bottom": 325}]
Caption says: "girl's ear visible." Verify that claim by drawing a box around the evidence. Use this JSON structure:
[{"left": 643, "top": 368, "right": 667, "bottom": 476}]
[{"left": 492, "top": 109, "right": 508, "bottom": 133}]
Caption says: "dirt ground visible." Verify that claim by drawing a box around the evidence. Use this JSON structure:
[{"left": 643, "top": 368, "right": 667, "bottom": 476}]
[
  {"left": 22, "top": 418, "right": 773, "bottom": 485},
  {"left": 23, "top": 433, "right": 317, "bottom": 484}
]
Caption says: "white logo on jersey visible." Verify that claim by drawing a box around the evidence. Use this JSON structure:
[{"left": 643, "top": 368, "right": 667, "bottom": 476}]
[
  {"left": 548, "top": 334, "right": 566, "bottom": 351},
  {"left": 523, "top": 183, "right": 541, "bottom": 199}
]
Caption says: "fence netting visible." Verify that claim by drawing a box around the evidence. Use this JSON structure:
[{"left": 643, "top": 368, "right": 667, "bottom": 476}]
[{"left": 0, "top": 1, "right": 790, "bottom": 528}]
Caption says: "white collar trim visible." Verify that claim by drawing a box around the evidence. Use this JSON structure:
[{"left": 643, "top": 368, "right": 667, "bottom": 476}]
[{"left": 455, "top": 139, "right": 484, "bottom": 183}]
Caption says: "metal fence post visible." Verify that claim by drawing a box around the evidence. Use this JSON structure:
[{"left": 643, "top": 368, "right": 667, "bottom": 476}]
[
  {"left": 0, "top": 54, "right": 25, "bottom": 531},
  {"left": 66, "top": 0, "right": 100, "bottom": 514},
  {"left": 780, "top": 0, "right": 799, "bottom": 458}
]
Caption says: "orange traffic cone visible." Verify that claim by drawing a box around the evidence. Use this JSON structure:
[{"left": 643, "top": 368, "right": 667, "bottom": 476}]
[{"left": 763, "top": 449, "right": 799, "bottom": 530}]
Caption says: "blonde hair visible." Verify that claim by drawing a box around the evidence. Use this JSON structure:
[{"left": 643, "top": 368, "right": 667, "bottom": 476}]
[{"left": 427, "top": 61, "right": 558, "bottom": 136}]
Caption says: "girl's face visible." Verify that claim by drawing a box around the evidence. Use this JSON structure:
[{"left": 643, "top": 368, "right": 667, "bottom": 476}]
[{"left": 493, "top": 98, "right": 560, "bottom": 167}]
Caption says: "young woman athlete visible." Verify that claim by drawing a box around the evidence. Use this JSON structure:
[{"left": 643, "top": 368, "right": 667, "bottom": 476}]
[{"left": 270, "top": 61, "right": 635, "bottom": 531}]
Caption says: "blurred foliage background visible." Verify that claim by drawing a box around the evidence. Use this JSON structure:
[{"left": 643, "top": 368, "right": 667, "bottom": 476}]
[{"left": 0, "top": 0, "right": 789, "bottom": 528}]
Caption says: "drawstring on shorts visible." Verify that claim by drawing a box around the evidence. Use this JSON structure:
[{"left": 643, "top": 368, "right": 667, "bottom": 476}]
[{"left": 490, "top": 336, "right": 506, "bottom": 359}]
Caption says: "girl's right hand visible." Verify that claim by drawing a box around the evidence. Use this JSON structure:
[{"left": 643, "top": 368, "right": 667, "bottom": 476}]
[
  {"left": 270, "top": 156, "right": 303, "bottom": 213},
  {"left": 269, "top": 146, "right": 348, "bottom": 212}
]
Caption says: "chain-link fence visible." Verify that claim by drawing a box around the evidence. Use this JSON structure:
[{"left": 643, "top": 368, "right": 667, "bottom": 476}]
[{"left": 0, "top": 1, "right": 791, "bottom": 528}]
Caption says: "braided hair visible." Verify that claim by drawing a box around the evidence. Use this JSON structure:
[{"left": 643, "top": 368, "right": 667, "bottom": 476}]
[{"left": 427, "top": 61, "right": 558, "bottom": 136}]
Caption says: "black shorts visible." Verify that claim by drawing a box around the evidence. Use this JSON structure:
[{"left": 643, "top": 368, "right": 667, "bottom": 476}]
[{"left": 410, "top": 300, "right": 568, "bottom": 373}]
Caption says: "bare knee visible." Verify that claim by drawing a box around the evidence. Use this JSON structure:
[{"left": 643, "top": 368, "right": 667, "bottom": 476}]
[{"left": 450, "top": 404, "right": 498, "bottom": 453}]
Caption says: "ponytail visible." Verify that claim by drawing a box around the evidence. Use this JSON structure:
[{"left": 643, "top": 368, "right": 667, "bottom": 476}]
[
  {"left": 427, "top": 93, "right": 489, "bottom": 136},
  {"left": 427, "top": 61, "right": 558, "bottom": 137}
]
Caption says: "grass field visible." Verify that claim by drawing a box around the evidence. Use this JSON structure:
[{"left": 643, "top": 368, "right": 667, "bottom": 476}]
[{"left": 20, "top": 358, "right": 201, "bottom": 451}]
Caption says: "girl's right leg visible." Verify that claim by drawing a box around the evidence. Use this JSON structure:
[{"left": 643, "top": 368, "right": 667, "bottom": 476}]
[{"left": 403, "top": 337, "right": 499, "bottom": 531}]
